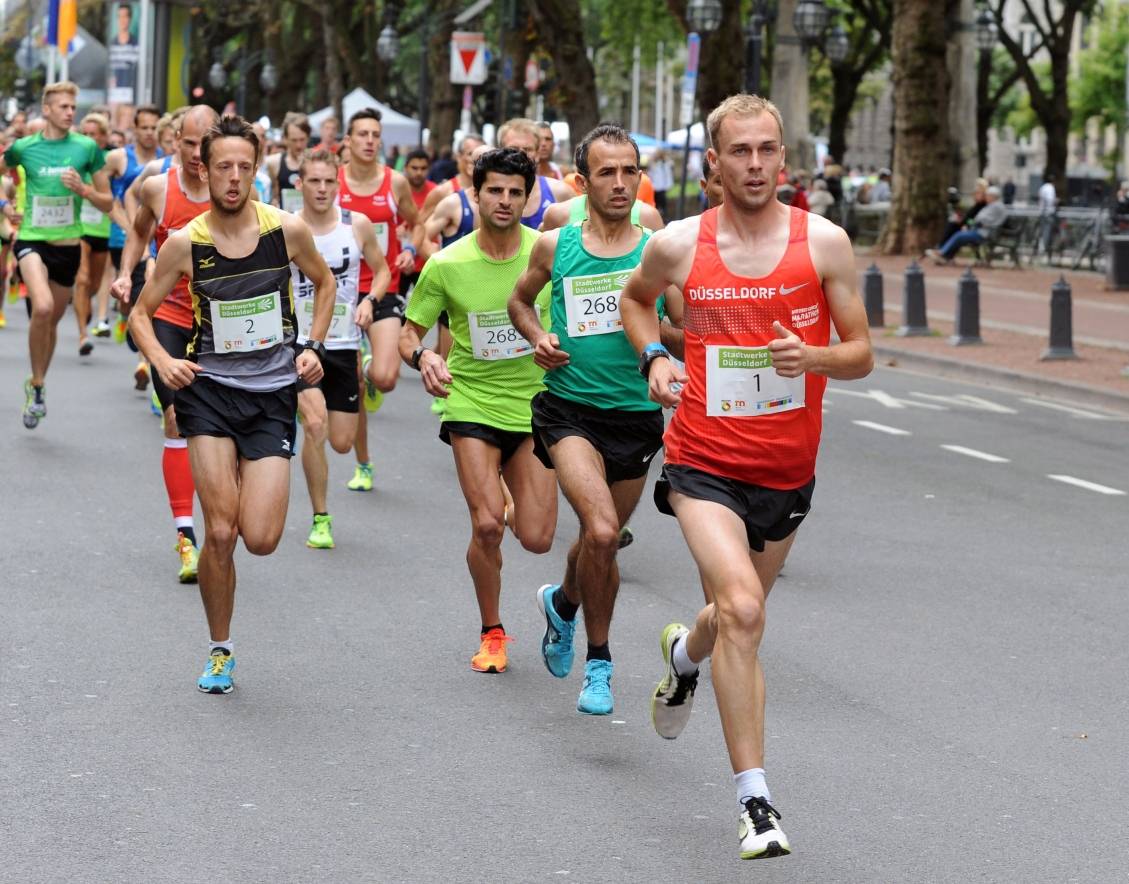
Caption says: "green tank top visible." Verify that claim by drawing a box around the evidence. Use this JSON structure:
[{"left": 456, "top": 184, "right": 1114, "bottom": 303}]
[
  {"left": 81, "top": 148, "right": 111, "bottom": 238},
  {"left": 567, "top": 195, "right": 644, "bottom": 226},
  {"left": 546, "top": 222, "right": 657, "bottom": 412}
]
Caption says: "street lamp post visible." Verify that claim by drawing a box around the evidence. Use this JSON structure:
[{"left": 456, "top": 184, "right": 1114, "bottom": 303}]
[
  {"left": 209, "top": 49, "right": 280, "bottom": 121},
  {"left": 677, "top": 0, "right": 722, "bottom": 219},
  {"left": 744, "top": 0, "right": 775, "bottom": 96}
]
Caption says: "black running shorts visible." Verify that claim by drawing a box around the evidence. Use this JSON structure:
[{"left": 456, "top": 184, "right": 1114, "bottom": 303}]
[
  {"left": 440, "top": 421, "right": 531, "bottom": 466},
  {"left": 296, "top": 347, "right": 360, "bottom": 413},
  {"left": 654, "top": 463, "right": 815, "bottom": 552},
  {"left": 152, "top": 318, "right": 194, "bottom": 412},
  {"left": 531, "top": 391, "right": 664, "bottom": 484},
  {"left": 174, "top": 376, "right": 298, "bottom": 460},
  {"left": 14, "top": 240, "right": 81, "bottom": 287},
  {"left": 82, "top": 234, "right": 110, "bottom": 254}
]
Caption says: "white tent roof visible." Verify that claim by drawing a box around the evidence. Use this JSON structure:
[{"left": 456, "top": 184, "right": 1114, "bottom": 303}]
[
  {"left": 308, "top": 88, "right": 422, "bottom": 149},
  {"left": 666, "top": 122, "right": 707, "bottom": 150}
]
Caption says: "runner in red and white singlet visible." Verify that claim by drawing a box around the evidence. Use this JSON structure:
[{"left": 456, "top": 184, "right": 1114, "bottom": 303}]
[
  {"left": 336, "top": 108, "right": 414, "bottom": 493},
  {"left": 620, "top": 95, "right": 873, "bottom": 862},
  {"left": 111, "top": 105, "right": 219, "bottom": 585}
]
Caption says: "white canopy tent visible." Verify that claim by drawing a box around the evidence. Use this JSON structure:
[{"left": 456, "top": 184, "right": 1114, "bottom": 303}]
[
  {"left": 307, "top": 88, "right": 422, "bottom": 148},
  {"left": 665, "top": 122, "right": 707, "bottom": 150}
]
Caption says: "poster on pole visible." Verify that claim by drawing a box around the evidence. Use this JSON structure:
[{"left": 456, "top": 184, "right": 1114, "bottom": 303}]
[
  {"left": 450, "top": 32, "right": 487, "bottom": 85},
  {"left": 679, "top": 33, "right": 700, "bottom": 129},
  {"left": 106, "top": 1, "right": 140, "bottom": 104}
]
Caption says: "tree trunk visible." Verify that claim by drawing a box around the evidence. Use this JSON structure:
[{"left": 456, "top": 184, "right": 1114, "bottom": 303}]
[
  {"left": 529, "top": 0, "right": 598, "bottom": 146},
  {"left": 880, "top": 0, "right": 950, "bottom": 254},
  {"left": 828, "top": 67, "right": 861, "bottom": 164},
  {"left": 1042, "top": 45, "right": 1072, "bottom": 192},
  {"left": 426, "top": 0, "right": 463, "bottom": 151},
  {"left": 321, "top": 9, "right": 345, "bottom": 124}
]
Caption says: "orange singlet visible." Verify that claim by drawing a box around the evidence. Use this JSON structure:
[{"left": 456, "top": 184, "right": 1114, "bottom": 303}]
[
  {"left": 154, "top": 168, "right": 210, "bottom": 329},
  {"left": 663, "top": 206, "right": 830, "bottom": 490}
]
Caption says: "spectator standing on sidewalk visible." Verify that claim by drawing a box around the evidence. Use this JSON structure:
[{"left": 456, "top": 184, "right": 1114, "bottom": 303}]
[{"left": 1037, "top": 174, "right": 1058, "bottom": 258}]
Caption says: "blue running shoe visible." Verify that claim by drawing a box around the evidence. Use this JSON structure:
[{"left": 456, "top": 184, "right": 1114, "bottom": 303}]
[
  {"left": 536, "top": 583, "right": 575, "bottom": 678},
  {"left": 197, "top": 650, "right": 235, "bottom": 694},
  {"left": 577, "top": 659, "right": 614, "bottom": 715}
]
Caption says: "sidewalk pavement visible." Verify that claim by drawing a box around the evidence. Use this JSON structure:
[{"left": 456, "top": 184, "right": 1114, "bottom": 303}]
[{"left": 854, "top": 253, "right": 1129, "bottom": 415}]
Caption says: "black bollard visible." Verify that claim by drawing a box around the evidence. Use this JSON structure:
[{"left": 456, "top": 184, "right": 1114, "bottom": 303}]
[
  {"left": 863, "top": 263, "right": 884, "bottom": 328},
  {"left": 896, "top": 260, "right": 930, "bottom": 336},
  {"left": 1039, "top": 275, "right": 1077, "bottom": 360},
  {"left": 950, "top": 268, "right": 983, "bottom": 345}
]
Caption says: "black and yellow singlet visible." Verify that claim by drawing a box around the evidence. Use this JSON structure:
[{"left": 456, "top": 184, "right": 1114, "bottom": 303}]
[{"left": 186, "top": 201, "right": 297, "bottom": 392}]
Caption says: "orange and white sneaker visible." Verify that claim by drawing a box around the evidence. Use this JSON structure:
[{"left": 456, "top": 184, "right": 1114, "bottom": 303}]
[{"left": 470, "top": 628, "right": 512, "bottom": 673}]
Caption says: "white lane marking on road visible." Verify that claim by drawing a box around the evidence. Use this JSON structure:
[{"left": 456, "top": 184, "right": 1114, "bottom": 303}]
[
  {"left": 1047, "top": 475, "right": 1127, "bottom": 495},
  {"left": 911, "top": 392, "right": 1018, "bottom": 413},
  {"left": 940, "top": 444, "right": 1010, "bottom": 463},
  {"left": 828, "top": 387, "right": 947, "bottom": 410},
  {"left": 852, "top": 420, "right": 912, "bottom": 436},
  {"left": 1019, "top": 398, "right": 1112, "bottom": 420}
]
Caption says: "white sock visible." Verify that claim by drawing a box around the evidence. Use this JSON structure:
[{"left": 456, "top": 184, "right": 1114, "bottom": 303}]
[
  {"left": 735, "top": 768, "right": 770, "bottom": 806},
  {"left": 209, "top": 639, "right": 233, "bottom": 655},
  {"left": 671, "top": 633, "right": 698, "bottom": 676}
]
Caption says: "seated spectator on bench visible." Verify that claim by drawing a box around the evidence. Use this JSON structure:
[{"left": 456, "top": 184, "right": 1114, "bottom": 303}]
[{"left": 926, "top": 186, "right": 1007, "bottom": 264}]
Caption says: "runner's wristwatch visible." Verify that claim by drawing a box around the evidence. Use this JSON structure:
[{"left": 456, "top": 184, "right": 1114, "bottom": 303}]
[
  {"left": 638, "top": 342, "right": 671, "bottom": 378},
  {"left": 303, "top": 340, "right": 327, "bottom": 362}
]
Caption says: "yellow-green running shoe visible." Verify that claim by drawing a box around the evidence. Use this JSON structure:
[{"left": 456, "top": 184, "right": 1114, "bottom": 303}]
[
  {"left": 430, "top": 396, "right": 446, "bottom": 416},
  {"left": 176, "top": 533, "right": 199, "bottom": 584},
  {"left": 346, "top": 462, "right": 373, "bottom": 492},
  {"left": 307, "top": 513, "right": 335, "bottom": 549},
  {"left": 361, "top": 354, "right": 383, "bottom": 412}
]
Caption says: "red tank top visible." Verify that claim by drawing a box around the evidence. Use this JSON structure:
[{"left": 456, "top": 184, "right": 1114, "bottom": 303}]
[
  {"left": 664, "top": 206, "right": 830, "bottom": 489},
  {"left": 337, "top": 165, "right": 399, "bottom": 293},
  {"left": 154, "top": 168, "right": 210, "bottom": 329},
  {"left": 408, "top": 181, "right": 435, "bottom": 273}
]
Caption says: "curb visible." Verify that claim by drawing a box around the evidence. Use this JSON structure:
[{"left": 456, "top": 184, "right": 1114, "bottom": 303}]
[{"left": 871, "top": 344, "right": 1129, "bottom": 416}]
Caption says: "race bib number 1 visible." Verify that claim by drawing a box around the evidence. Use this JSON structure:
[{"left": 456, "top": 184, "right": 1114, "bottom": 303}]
[
  {"left": 561, "top": 270, "right": 631, "bottom": 337},
  {"left": 468, "top": 310, "right": 532, "bottom": 361},
  {"left": 704, "top": 345, "right": 805, "bottom": 417},
  {"left": 210, "top": 291, "right": 284, "bottom": 353},
  {"left": 32, "top": 195, "right": 75, "bottom": 229}
]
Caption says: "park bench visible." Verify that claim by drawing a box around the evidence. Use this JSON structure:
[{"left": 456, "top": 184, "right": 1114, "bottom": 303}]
[{"left": 975, "top": 214, "right": 1026, "bottom": 268}]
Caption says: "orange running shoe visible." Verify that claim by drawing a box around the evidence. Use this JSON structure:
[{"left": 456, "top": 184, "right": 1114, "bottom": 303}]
[{"left": 470, "top": 628, "right": 512, "bottom": 673}]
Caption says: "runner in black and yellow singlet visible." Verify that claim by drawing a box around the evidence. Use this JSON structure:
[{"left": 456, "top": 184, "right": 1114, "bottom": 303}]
[{"left": 129, "top": 116, "right": 337, "bottom": 696}]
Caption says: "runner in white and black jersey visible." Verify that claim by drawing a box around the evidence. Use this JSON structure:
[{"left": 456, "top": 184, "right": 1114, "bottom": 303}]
[{"left": 292, "top": 148, "right": 391, "bottom": 549}]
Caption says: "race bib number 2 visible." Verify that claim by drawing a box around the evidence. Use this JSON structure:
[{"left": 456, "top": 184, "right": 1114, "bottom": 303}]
[
  {"left": 468, "top": 310, "right": 532, "bottom": 361},
  {"left": 32, "top": 196, "right": 75, "bottom": 229},
  {"left": 562, "top": 270, "right": 632, "bottom": 337},
  {"left": 705, "top": 345, "right": 805, "bottom": 417},
  {"left": 210, "top": 291, "right": 284, "bottom": 353}
]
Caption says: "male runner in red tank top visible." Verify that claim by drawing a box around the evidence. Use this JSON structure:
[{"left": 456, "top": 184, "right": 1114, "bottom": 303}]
[
  {"left": 620, "top": 94, "right": 873, "bottom": 861},
  {"left": 111, "top": 105, "right": 219, "bottom": 584},
  {"left": 336, "top": 108, "right": 413, "bottom": 492}
]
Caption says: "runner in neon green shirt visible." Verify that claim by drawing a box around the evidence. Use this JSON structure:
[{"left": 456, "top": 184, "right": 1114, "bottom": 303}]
[
  {"left": 74, "top": 112, "right": 113, "bottom": 357},
  {"left": 0, "top": 81, "right": 112, "bottom": 429},
  {"left": 399, "top": 147, "right": 558, "bottom": 676}
]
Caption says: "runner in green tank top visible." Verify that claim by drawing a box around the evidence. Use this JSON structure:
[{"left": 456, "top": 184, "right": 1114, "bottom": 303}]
[
  {"left": 538, "top": 190, "right": 665, "bottom": 233},
  {"left": 508, "top": 124, "right": 668, "bottom": 717},
  {"left": 74, "top": 112, "right": 113, "bottom": 357},
  {"left": 400, "top": 147, "right": 559, "bottom": 676},
  {"left": 0, "top": 81, "right": 112, "bottom": 429}
]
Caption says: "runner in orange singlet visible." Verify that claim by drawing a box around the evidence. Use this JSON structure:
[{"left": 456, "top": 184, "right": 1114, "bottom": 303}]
[
  {"left": 620, "top": 95, "right": 873, "bottom": 861},
  {"left": 111, "top": 105, "right": 219, "bottom": 583}
]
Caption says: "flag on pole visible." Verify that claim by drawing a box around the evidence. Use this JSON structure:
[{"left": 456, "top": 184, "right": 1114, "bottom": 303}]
[{"left": 46, "top": 0, "right": 77, "bottom": 53}]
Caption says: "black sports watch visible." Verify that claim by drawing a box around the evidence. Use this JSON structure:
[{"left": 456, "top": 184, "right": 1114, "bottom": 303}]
[
  {"left": 638, "top": 343, "right": 671, "bottom": 378},
  {"left": 303, "top": 340, "right": 327, "bottom": 362},
  {"left": 410, "top": 345, "right": 431, "bottom": 370}
]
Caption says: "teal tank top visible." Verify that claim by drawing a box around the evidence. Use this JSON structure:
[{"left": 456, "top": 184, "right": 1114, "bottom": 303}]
[
  {"left": 567, "top": 195, "right": 643, "bottom": 226},
  {"left": 546, "top": 222, "right": 658, "bottom": 412}
]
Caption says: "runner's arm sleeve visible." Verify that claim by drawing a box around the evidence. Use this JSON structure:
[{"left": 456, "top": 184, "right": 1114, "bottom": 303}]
[{"left": 402, "top": 260, "right": 445, "bottom": 331}]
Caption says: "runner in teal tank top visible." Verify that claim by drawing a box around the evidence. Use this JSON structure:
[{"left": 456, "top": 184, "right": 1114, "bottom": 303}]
[
  {"left": 545, "top": 221, "right": 656, "bottom": 412},
  {"left": 508, "top": 124, "right": 665, "bottom": 719}
]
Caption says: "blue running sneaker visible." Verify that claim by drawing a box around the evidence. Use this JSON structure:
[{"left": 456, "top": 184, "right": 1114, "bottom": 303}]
[
  {"left": 536, "top": 583, "right": 575, "bottom": 678},
  {"left": 197, "top": 650, "right": 235, "bottom": 694},
  {"left": 577, "top": 659, "right": 614, "bottom": 715}
]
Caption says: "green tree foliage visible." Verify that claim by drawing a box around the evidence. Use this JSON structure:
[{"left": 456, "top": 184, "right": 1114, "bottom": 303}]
[{"left": 1070, "top": 2, "right": 1129, "bottom": 133}]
